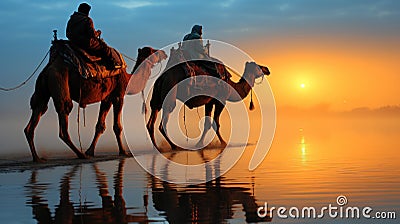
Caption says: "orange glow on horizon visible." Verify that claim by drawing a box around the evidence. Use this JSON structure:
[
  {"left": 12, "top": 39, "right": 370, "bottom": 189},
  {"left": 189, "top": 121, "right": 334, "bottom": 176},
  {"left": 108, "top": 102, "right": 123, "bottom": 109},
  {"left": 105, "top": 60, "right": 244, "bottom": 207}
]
[{"left": 239, "top": 34, "right": 400, "bottom": 111}]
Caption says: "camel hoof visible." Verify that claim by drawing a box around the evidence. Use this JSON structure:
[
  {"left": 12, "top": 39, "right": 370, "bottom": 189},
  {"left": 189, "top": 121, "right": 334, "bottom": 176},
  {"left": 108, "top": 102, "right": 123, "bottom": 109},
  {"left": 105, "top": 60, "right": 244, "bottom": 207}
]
[
  {"left": 85, "top": 149, "right": 94, "bottom": 157},
  {"left": 119, "top": 151, "right": 132, "bottom": 157},
  {"left": 78, "top": 153, "right": 89, "bottom": 159}
]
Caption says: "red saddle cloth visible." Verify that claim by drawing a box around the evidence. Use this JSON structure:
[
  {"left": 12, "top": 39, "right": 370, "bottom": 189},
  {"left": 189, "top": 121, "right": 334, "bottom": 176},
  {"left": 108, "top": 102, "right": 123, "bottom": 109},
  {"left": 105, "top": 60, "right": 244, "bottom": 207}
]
[{"left": 53, "top": 40, "right": 126, "bottom": 79}]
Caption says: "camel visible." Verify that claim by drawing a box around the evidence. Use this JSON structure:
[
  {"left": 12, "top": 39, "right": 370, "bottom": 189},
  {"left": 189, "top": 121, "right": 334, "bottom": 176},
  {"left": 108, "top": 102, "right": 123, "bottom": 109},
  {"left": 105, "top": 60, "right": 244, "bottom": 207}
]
[
  {"left": 146, "top": 51, "right": 270, "bottom": 151},
  {"left": 26, "top": 159, "right": 153, "bottom": 223},
  {"left": 24, "top": 40, "right": 167, "bottom": 162}
]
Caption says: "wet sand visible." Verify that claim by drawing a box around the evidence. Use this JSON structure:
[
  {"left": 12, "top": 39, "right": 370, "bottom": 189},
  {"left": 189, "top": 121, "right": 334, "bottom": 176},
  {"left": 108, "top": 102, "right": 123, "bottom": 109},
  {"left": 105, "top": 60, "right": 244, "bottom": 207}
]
[{"left": 0, "top": 153, "right": 127, "bottom": 173}]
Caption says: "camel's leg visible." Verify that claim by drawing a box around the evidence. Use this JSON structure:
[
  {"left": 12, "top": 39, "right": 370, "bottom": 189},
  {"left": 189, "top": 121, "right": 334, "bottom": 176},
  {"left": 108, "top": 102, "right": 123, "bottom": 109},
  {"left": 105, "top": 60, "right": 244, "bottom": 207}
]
[
  {"left": 27, "top": 170, "right": 52, "bottom": 221},
  {"left": 55, "top": 165, "right": 79, "bottom": 224},
  {"left": 196, "top": 102, "right": 214, "bottom": 148},
  {"left": 213, "top": 101, "right": 227, "bottom": 146},
  {"left": 57, "top": 113, "right": 87, "bottom": 159},
  {"left": 49, "top": 70, "right": 86, "bottom": 159},
  {"left": 24, "top": 88, "right": 50, "bottom": 162},
  {"left": 114, "top": 159, "right": 127, "bottom": 220},
  {"left": 24, "top": 108, "right": 46, "bottom": 162},
  {"left": 146, "top": 108, "right": 160, "bottom": 150},
  {"left": 112, "top": 97, "right": 129, "bottom": 156},
  {"left": 159, "top": 86, "right": 179, "bottom": 150},
  {"left": 92, "top": 164, "right": 114, "bottom": 208},
  {"left": 85, "top": 99, "right": 112, "bottom": 157},
  {"left": 157, "top": 85, "right": 178, "bottom": 150},
  {"left": 159, "top": 110, "right": 178, "bottom": 150}
]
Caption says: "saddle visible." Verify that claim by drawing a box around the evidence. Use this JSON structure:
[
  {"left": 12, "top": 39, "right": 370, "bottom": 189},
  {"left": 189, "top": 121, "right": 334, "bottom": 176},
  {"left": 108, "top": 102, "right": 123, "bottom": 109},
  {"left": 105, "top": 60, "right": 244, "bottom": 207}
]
[
  {"left": 168, "top": 46, "right": 231, "bottom": 88},
  {"left": 52, "top": 40, "right": 126, "bottom": 79}
]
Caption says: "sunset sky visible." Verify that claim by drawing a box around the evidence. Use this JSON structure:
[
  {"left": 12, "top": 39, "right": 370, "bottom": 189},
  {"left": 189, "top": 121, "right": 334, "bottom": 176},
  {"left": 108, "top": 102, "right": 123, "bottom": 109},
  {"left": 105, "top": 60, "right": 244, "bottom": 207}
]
[
  {"left": 1, "top": 0, "right": 399, "bottom": 112},
  {"left": 0, "top": 0, "right": 399, "bottom": 153}
]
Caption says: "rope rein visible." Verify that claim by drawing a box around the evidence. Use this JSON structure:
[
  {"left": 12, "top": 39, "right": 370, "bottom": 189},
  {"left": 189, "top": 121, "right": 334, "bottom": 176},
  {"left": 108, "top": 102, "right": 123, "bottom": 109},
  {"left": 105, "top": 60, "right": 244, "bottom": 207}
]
[
  {"left": 121, "top": 52, "right": 136, "bottom": 62},
  {"left": 77, "top": 79, "right": 84, "bottom": 153},
  {"left": 183, "top": 105, "right": 188, "bottom": 142},
  {"left": 226, "top": 66, "right": 265, "bottom": 111},
  {"left": 149, "top": 61, "right": 163, "bottom": 80},
  {"left": 0, "top": 50, "right": 50, "bottom": 91},
  {"left": 125, "top": 52, "right": 163, "bottom": 80},
  {"left": 141, "top": 90, "right": 147, "bottom": 115}
]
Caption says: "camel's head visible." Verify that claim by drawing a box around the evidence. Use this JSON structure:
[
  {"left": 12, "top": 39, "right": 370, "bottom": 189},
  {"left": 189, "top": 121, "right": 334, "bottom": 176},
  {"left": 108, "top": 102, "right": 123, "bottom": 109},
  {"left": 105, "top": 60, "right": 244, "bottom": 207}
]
[
  {"left": 259, "top": 64, "right": 270, "bottom": 76},
  {"left": 138, "top": 47, "right": 168, "bottom": 65},
  {"left": 245, "top": 62, "right": 270, "bottom": 79}
]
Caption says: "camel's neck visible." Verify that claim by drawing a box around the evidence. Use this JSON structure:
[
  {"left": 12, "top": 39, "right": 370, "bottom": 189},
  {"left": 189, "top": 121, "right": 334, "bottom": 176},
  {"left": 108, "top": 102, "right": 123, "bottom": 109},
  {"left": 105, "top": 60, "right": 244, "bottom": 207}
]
[
  {"left": 125, "top": 59, "right": 153, "bottom": 95},
  {"left": 131, "top": 57, "right": 145, "bottom": 75},
  {"left": 226, "top": 72, "right": 255, "bottom": 102}
]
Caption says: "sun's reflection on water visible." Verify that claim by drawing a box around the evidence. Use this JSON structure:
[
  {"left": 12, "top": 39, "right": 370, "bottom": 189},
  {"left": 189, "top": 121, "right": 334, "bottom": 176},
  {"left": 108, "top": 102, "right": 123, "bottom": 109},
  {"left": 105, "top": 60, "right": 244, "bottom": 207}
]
[{"left": 299, "top": 128, "right": 307, "bottom": 164}]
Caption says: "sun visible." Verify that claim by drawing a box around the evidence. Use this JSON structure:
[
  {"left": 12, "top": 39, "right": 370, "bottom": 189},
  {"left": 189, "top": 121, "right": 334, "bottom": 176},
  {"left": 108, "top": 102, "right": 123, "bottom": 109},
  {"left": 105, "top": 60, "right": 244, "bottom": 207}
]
[{"left": 300, "top": 83, "right": 306, "bottom": 89}]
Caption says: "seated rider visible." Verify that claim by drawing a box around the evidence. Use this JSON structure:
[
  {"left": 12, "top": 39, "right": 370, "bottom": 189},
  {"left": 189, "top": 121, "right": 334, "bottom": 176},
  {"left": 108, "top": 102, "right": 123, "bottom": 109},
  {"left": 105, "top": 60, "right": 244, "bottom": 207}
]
[
  {"left": 182, "top": 25, "right": 209, "bottom": 60},
  {"left": 66, "top": 3, "right": 121, "bottom": 68},
  {"left": 181, "top": 25, "right": 226, "bottom": 80}
]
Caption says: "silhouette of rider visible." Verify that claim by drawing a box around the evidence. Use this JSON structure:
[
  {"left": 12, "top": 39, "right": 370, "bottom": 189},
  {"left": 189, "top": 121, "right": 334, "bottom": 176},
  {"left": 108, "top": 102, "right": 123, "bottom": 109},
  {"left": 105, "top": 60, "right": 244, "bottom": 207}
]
[
  {"left": 66, "top": 3, "right": 121, "bottom": 68},
  {"left": 182, "top": 25, "right": 226, "bottom": 80},
  {"left": 182, "top": 25, "right": 210, "bottom": 60}
]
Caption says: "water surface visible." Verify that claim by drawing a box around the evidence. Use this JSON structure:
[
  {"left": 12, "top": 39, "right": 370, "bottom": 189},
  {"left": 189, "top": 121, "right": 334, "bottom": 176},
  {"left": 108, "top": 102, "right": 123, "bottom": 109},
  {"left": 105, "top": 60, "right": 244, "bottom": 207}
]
[{"left": 0, "top": 117, "right": 399, "bottom": 223}]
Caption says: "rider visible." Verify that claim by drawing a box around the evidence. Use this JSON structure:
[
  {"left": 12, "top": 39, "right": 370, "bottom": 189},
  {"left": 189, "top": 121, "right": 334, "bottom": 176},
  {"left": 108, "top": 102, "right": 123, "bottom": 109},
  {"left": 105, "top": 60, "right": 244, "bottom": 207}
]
[
  {"left": 181, "top": 25, "right": 226, "bottom": 80},
  {"left": 66, "top": 3, "right": 121, "bottom": 68},
  {"left": 182, "top": 25, "right": 209, "bottom": 60}
]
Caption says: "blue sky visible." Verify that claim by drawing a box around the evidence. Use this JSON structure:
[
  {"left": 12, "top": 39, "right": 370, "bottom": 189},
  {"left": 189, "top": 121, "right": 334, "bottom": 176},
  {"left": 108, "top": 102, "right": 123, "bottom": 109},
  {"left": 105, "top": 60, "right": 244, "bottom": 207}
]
[
  {"left": 1, "top": 0, "right": 399, "bottom": 86},
  {"left": 1, "top": 0, "right": 399, "bottom": 78}
]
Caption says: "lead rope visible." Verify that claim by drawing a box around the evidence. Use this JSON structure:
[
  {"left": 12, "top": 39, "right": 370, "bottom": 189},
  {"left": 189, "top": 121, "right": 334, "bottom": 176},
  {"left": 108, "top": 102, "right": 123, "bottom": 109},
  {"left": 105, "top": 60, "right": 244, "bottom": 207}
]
[
  {"left": 77, "top": 80, "right": 84, "bottom": 153},
  {"left": 121, "top": 52, "right": 136, "bottom": 62},
  {"left": 83, "top": 107, "right": 86, "bottom": 127},
  {"left": 141, "top": 90, "right": 147, "bottom": 115},
  {"left": 0, "top": 49, "right": 50, "bottom": 91},
  {"left": 196, "top": 107, "right": 201, "bottom": 120},
  {"left": 148, "top": 60, "right": 163, "bottom": 80},
  {"left": 226, "top": 67, "right": 259, "bottom": 111}
]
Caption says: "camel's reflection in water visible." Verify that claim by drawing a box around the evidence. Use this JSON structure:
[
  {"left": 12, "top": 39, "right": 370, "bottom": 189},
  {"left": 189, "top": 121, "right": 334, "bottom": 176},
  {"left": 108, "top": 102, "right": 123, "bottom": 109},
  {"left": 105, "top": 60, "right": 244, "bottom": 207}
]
[
  {"left": 25, "top": 157, "right": 271, "bottom": 223},
  {"left": 26, "top": 159, "right": 143, "bottom": 223}
]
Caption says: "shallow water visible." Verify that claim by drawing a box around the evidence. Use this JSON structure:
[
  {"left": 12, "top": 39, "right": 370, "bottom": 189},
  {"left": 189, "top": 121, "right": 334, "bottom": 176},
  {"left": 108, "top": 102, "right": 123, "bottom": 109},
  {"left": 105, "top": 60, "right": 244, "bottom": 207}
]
[{"left": 0, "top": 117, "right": 399, "bottom": 223}]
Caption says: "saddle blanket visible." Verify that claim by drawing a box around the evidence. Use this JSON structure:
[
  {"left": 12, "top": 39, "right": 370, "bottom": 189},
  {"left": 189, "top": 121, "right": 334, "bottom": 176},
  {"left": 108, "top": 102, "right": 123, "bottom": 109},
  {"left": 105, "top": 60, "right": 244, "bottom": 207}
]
[{"left": 55, "top": 40, "right": 126, "bottom": 79}]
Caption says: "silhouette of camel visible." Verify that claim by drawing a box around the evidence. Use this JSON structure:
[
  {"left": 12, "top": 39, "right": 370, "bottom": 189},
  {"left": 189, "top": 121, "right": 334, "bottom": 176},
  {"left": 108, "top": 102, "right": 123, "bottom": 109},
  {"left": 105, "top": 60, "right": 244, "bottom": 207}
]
[
  {"left": 149, "top": 176, "right": 272, "bottom": 223},
  {"left": 148, "top": 151, "right": 272, "bottom": 223},
  {"left": 25, "top": 155, "right": 271, "bottom": 223},
  {"left": 146, "top": 48, "right": 270, "bottom": 151},
  {"left": 24, "top": 40, "right": 167, "bottom": 162},
  {"left": 25, "top": 159, "right": 154, "bottom": 223}
]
